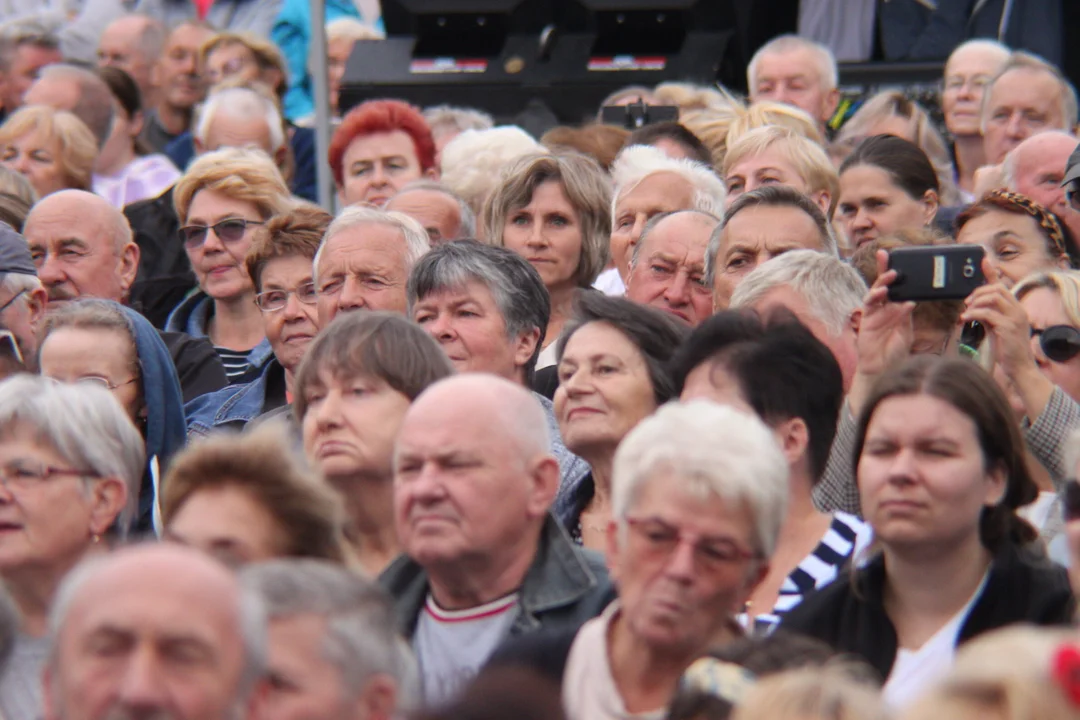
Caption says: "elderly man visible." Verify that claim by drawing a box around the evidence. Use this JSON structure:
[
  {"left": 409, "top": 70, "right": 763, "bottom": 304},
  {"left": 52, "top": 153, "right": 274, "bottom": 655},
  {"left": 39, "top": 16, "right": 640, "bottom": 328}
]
[
  {"left": 384, "top": 374, "right": 613, "bottom": 705},
  {"left": 314, "top": 206, "right": 430, "bottom": 326},
  {"left": 598, "top": 145, "right": 725, "bottom": 296},
  {"left": 748, "top": 34, "right": 840, "bottom": 131},
  {"left": 0, "top": 223, "right": 45, "bottom": 369},
  {"left": 981, "top": 52, "right": 1078, "bottom": 166},
  {"left": 96, "top": 14, "right": 166, "bottom": 108},
  {"left": 242, "top": 560, "right": 416, "bottom": 720},
  {"left": 407, "top": 240, "right": 590, "bottom": 487},
  {"left": 43, "top": 544, "right": 267, "bottom": 720},
  {"left": 23, "top": 189, "right": 227, "bottom": 399},
  {"left": 194, "top": 86, "right": 288, "bottom": 168},
  {"left": 23, "top": 63, "right": 115, "bottom": 147},
  {"left": 706, "top": 186, "right": 837, "bottom": 312},
  {"left": 625, "top": 210, "right": 719, "bottom": 327},
  {"left": 385, "top": 181, "right": 474, "bottom": 244},
  {"left": 0, "top": 21, "right": 63, "bottom": 118},
  {"left": 1003, "top": 130, "right": 1080, "bottom": 242},
  {"left": 142, "top": 21, "right": 214, "bottom": 151}
]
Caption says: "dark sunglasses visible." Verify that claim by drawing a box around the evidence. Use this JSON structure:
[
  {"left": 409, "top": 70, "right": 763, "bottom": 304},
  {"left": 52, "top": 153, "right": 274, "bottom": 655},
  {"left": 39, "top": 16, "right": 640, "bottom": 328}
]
[
  {"left": 178, "top": 219, "right": 263, "bottom": 249},
  {"left": 1064, "top": 480, "right": 1080, "bottom": 522},
  {"left": 1032, "top": 325, "right": 1080, "bottom": 363}
]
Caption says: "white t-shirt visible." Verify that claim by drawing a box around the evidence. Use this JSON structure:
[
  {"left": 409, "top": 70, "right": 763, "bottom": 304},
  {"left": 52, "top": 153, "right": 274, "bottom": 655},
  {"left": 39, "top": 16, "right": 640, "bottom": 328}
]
[
  {"left": 413, "top": 593, "right": 519, "bottom": 706},
  {"left": 593, "top": 268, "right": 626, "bottom": 296},
  {"left": 883, "top": 572, "right": 990, "bottom": 708}
]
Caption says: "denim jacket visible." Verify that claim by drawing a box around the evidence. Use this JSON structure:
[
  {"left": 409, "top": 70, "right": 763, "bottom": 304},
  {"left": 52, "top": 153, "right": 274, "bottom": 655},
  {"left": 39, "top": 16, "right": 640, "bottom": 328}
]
[
  {"left": 380, "top": 515, "right": 615, "bottom": 640},
  {"left": 185, "top": 359, "right": 287, "bottom": 439},
  {"left": 166, "top": 291, "right": 274, "bottom": 384},
  {"left": 536, "top": 393, "right": 592, "bottom": 495}
]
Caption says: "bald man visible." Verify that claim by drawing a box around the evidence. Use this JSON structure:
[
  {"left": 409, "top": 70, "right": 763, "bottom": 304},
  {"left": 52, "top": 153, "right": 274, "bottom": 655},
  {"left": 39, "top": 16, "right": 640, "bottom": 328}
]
[
  {"left": 1005, "top": 131, "right": 1080, "bottom": 242},
  {"left": 383, "top": 374, "right": 613, "bottom": 706},
  {"left": 23, "top": 64, "right": 115, "bottom": 148},
  {"left": 44, "top": 544, "right": 267, "bottom": 720}
]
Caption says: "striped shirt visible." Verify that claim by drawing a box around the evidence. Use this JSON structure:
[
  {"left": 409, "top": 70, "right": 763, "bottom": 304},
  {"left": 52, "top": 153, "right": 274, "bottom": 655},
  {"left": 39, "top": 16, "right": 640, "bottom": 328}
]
[
  {"left": 215, "top": 347, "right": 257, "bottom": 384},
  {"left": 748, "top": 512, "right": 869, "bottom": 636}
]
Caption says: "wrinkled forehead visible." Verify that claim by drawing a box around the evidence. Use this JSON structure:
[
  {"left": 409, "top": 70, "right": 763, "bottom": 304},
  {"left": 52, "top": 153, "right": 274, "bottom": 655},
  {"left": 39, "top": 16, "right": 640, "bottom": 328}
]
[
  {"left": 644, "top": 213, "right": 716, "bottom": 253},
  {"left": 756, "top": 49, "right": 824, "bottom": 83},
  {"left": 618, "top": 172, "right": 696, "bottom": 212},
  {"left": 988, "top": 67, "right": 1063, "bottom": 108}
]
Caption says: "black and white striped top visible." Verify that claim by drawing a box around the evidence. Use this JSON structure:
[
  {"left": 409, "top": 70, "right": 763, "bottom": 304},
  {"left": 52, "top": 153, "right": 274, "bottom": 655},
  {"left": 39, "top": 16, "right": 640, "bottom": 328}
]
[
  {"left": 214, "top": 346, "right": 255, "bottom": 384},
  {"left": 748, "top": 512, "right": 869, "bottom": 636}
]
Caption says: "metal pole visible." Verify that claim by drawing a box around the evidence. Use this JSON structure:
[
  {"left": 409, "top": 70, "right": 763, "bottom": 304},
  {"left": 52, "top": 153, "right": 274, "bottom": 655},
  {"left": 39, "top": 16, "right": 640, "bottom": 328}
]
[{"left": 309, "top": 0, "right": 335, "bottom": 212}]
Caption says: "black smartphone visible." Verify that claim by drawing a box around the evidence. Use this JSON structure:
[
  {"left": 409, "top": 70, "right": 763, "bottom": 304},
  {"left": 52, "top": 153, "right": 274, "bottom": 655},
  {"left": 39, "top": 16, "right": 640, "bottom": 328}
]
[{"left": 886, "top": 245, "right": 986, "bottom": 302}]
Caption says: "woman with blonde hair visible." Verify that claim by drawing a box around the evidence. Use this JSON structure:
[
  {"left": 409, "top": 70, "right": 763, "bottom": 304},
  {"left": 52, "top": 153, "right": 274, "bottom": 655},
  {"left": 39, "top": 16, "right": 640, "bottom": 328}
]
[
  {"left": 730, "top": 664, "right": 888, "bottom": 720},
  {"left": 482, "top": 152, "right": 611, "bottom": 367},
  {"left": 653, "top": 81, "right": 737, "bottom": 113},
  {"left": 834, "top": 90, "right": 960, "bottom": 206},
  {"left": 165, "top": 147, "right": 295, "bottom": 384},
  {"left": 0, "top": 106, "right": 97, "bottom": 197},
  {"left": 726, "top": 101, "right": 826, "bottom": 147},
  {"left": 722, "top": 126, "right": 839, "bottom": 217}
]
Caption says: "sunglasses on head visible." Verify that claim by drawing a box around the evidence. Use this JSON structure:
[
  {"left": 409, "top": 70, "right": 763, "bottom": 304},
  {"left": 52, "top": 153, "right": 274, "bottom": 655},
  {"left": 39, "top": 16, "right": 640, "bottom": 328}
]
[
  {"left": 1032, "top": 325, "right": 1080, "bottom": 363},
  {"left": 178, "top": 219, "right": 263, "bottom": 249}
]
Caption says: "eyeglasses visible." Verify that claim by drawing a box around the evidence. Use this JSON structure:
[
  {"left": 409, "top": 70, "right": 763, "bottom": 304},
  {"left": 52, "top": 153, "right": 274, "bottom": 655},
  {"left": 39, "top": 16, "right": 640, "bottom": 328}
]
[
  {"left": 624, "top": 516, "right": 759, "bottom": 573},
  {"left": 0, "top": 290, "right": 26, "bottom": 316},
  {"left": 178, "top": 219, "right": 263, "bottom": 249},
  {"left": 73, "top": 375, "right": 138, "bottom": 391},
  {"left": 254, "top": 282, "right": 317, "bottom": 312},
  {"left": 0, "top": 458, "right": 99, "bottom": 492},
  {"left": 1032, "top": 325, "right": 1080, "bottom": 363}
]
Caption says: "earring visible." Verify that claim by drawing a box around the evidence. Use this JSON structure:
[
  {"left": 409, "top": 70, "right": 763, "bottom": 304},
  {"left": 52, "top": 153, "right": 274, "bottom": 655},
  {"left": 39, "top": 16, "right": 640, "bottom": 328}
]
[{"left": 91, "top": 533, "right": 101, "bottom": 545}]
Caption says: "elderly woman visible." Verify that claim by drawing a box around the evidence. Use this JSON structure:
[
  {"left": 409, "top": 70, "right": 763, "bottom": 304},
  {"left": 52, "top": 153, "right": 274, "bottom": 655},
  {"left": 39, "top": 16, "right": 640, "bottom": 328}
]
[
  {"left": 482, "top": 153, "right": 612, "bottom": 368},
  {"left": 559, "top": 401, "right": 788, "bottom": 720},
  {"left": 0, "top": 375, "right": 143, "bottom": 720},
  {"left": 93, "top": 67, "right": 181, "bottom": 209},
  {"left": 836, "top": 135, "right": 941, "bottom": 250},
  {"left": 165, "top": 147, "right": 296, "bottom": 384},
  {"left": 36, "top": 299, "right": 187, "bottom": 533},
  {"left": 781, "top": 357, "right": 1074, "bottom": 708},
  {"left": 0, "top": 106, "right": 97, "bottom": 197},
  {"left": 328, "top": 99, "right": 437, "bottom": 208},
  {"left": 185, "top": 205, "right": 331, "bottom": 435},
  {"left": 723, "top": 126, "right": 839, "bottom": 218},
  {"left": 162, "top": 422, "right": 351, "bottom": 568},
  {"left": 553, "top": 292, "right": 688, "bottom": 548},
  {"left": 957, "top": 190, "right": 1073, "bottom": 288},
  {"left": 296, "top": 311, "right": 454, "bottom": 576}
]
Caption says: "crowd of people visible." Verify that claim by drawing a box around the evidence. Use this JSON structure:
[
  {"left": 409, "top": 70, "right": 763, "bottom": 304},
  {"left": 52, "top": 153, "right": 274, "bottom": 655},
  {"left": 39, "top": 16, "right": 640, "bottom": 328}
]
[{"left": 0, "top": 3, "right": 1074, "bottom": 720}]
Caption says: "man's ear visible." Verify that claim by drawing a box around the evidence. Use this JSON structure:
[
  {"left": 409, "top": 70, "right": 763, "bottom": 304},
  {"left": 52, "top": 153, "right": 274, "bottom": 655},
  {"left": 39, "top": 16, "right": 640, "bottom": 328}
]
[
  {"left": 849, "top": 307, "right": 863, "bottom": 335},
  {"left": 354, "top": 674, "right": 399, "bottom": 720},
  {"left": 822, "top": 88, "right": 841, "bottom": 125},
  {"left": 118, "top": 243, "right": 140, "bottom": 296},
  {"left": 25, "top": 286, "right": 47, "bottom": 331},
  {"left": 525, "top": 456, "right": 560, "bottom": 519}
]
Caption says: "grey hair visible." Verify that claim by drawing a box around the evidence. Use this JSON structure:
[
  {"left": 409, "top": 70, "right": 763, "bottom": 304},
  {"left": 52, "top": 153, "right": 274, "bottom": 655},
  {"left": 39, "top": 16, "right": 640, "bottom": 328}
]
[
  {"left": 0, "top": 18, "right": 59, "bottom": 73},
  {"left": 194, "top": 86, "right": 286, "bottom": 152},
  {"left": 946, "top": 38, "right": 1011, "bottom": 71},
  {"left": 613, "top": 400, "right": 789, "bottom": 558},
  {"left": 0, "top": 272, "right": 42, "bottom": 309},
  {"left": 48, "top": 549, "right": 269, "bottom": 702},
  {"left": 35, "top": 64, "right": 115, "bottom": 148},
  {"left": 406, "top": 240, "right": 550, "bottom": 385},
  {"left": 1001, "top": 130, "right": 1078, "bottom": 191},
  {"left": 611, "top": 144, "right": 727, "bottom": 223},
  {"left": 394, "top": 179, "right": 476, "bottom": 238},
  {"left": 704, "top": 185, "right": 836, "bottom": 287},
  {"left": 314, "top": 207, "right": 431, "bottom": 285},
  {"left": 630, "top": 209, "right": 720, "bottom": 269},
  {"left": 981, "top": 51, "right": 1080, "bottom": 134},
  {"left": 240, "top": 559, "right": 418, "bottom": 709},
  {"left": 0, "top": 374, "right": 145, "bottom": 534},
  {"left": 748, "top": 34, "right": 838, "bottom": 93},
  {"left": 422, "top": 105, "right": 494, "bottom": 137},
  {"left": 730, "top": 249, "right": 867, "bottom": 337}
]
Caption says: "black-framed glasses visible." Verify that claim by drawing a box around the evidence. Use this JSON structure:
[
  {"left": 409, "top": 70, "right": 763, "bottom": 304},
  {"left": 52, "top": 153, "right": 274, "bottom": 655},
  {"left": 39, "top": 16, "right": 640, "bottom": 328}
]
[
  {"left": 0, "top": 458, "right": 99, "bottom": 492},
  {"left": 0, "top": 290, "right": 26, "bottom": 315},
  {"left": 1032, "top": 325, "right": 1080, "bottom": 363},
  {"left": 178, "top": 219, "right": 263, "bottom": 249},
  {"left": 254, "top": 283, "right": 317, "bottom": 312}
]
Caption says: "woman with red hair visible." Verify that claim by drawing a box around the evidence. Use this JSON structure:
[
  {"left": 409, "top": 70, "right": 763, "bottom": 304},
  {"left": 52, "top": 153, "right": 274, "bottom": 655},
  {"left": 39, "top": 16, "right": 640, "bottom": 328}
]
[{"left": 328, "top": 99, "right": 437, "bottom": 207}]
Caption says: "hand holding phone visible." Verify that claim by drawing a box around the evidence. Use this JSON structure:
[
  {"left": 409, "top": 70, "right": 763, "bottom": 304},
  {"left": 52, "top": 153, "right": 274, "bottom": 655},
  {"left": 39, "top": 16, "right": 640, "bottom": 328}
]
[{"left": 886, "top": 245, "right": 987, "bottom": 302}]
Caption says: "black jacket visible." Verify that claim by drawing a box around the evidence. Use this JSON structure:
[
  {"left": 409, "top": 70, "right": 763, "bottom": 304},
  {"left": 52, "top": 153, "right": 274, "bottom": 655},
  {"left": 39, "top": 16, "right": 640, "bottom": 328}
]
[
  {"left": 125, "top": 186, "right": 196, "bottom": 329},
  {"left": 780, "top": 543, "right": 1075, "bottom": 680}
]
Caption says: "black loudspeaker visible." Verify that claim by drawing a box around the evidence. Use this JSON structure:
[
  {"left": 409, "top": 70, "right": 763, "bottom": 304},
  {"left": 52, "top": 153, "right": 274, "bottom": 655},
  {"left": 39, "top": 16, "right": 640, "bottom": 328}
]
[{"left": 340, "top": 0, "right": 747, "bottom": 125}]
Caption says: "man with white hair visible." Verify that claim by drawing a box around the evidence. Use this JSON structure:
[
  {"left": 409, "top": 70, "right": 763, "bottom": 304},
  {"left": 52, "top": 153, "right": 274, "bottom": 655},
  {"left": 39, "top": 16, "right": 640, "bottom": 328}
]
[
  {"left": 422, "top": 105, "right": 494, "bottom": 162},
  {"left": 981, "top": 52, "right": 1078, "bottom": 166},
  {"left": 707, "top": 186, "right": 837, "bottom": 312},
  {"left": 96, "top": 14, "right": 166, "bottom": 108},
  {"left": 730, "top": 250, "right": 869, "bottom": 516},
  {"left": 1003, "top": 130, "right": 1080, "bottom": 242},
  {"left": 242, "top": 559, "right": 417, "bottom": 720},
  {"left": 748, "top": 34, "right": 840, "bottom": 132},
  {"left": 43, "top": 543, "right": 268, "bottom": 720},
  {"left": 194, "top": 86, "right": 287, "bottom": 168},
  {"left": 314, "top": 207, "right": 431, "bottom": 326},
  {"left": 599, "top": 144, "right": 725, "bottom": 296},
  {"left": 385, "top": 181, "right": 475, "bottom": 244},
  {"left": 384, "top": 374, "right": 612, "bottom": 705}
]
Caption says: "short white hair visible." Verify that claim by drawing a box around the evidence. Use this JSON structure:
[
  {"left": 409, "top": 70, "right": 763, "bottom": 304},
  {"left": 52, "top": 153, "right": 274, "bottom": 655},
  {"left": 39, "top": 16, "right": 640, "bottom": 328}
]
[
  {"left": 423, "top": 105, "right": 494, "bottom": 137},
  {"left": 945, "top": 38, "right": 1011, "bottom": 71},
  {"left": 612, "top": 401, "right": 789, "bottom": 558},
  {"left": 611, "top": 145, "right": 726, "bottom": 222},
  {"left": 439, "top": 126, "right": 546, "bottom": 212},
  {"left": 730, "top": 250, "right": 867, "bottom": 336},
  {"left": 1001, "top": 129, "right": 1078, "bottom": 190},
  {"left": 194, "top": 86, "right": 286, "bottom": 152},
  {"left": 748, "top": 34, "right": 838, "bottom": 93},
  {"left": 313, "top": 206, "right": 431, "bottom": 283},
  {"left": 981, "top": 51, "right": 1079, "bottom": 134}
]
